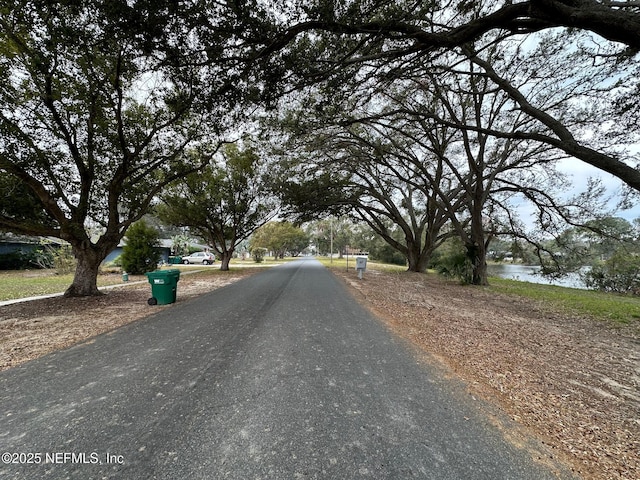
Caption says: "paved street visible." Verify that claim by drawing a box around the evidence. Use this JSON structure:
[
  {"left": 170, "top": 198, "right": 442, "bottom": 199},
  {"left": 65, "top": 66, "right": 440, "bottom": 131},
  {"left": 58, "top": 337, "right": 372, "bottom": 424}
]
[{"left": 0, "top": 258, "right": 573, "bottom": 479}]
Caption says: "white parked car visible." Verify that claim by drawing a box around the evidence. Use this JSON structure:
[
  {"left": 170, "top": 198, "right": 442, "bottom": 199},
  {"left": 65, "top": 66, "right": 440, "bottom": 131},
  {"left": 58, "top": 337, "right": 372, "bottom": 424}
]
[{"left": 182, "top": 252, "right": 215, "bottom": 265}]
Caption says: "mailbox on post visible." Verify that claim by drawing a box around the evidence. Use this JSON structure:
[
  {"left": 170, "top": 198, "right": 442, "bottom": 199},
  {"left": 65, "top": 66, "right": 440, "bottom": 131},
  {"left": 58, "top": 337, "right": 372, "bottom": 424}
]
[{"left": 355, "top": 256, "right": 367, "bottom": 279}]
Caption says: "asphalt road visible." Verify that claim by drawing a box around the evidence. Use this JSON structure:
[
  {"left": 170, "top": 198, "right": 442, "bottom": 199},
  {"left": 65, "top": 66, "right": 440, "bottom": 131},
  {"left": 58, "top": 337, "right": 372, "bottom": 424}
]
[{"left": 0, "top": 258, "right": 574, "bottom": 479}]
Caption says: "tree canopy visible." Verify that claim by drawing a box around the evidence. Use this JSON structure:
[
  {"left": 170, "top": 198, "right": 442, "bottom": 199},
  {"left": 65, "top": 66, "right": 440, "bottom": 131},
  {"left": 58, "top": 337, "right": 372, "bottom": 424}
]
[
  {"left": 260, "top": 0, "right": 640, "bottom": 193},
  {"left": 250, "top": 222, "right": 310, "bottom": 259},
  {"left": 0, "top": 0, "right": 275, "bottom": 295},
  {"left": 271, "top": 31, "right": 611, "bottom": 282}
]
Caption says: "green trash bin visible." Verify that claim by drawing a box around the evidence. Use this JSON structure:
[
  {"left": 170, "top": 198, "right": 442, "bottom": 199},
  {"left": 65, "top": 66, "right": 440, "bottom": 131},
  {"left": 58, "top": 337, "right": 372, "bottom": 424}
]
[
  {"left": 145, "top": 269, "right": 181, "bottom": 305},
  {"left": 169, "top": 256, "right": 182, "bottom": 264}
]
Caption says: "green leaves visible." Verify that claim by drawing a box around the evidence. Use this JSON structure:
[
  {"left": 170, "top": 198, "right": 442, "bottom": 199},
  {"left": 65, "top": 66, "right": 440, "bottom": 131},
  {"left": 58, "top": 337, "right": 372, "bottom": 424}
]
[
  {"left": 250, "top": 221, "right": 309, "bottom": 258},
  {"left": 121, "top": 220, "right": 161, "bottom": 275},
  {"left": 0, "top": 171, "right": 58, "bottom": 234}
]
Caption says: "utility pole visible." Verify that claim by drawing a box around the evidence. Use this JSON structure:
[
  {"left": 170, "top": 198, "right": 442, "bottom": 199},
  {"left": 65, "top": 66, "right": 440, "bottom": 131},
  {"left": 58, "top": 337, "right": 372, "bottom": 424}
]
[
  {"left": 330, "top": 218, "right": 333, "bottom": 264},
  {"left": 346, "top": 245, "right": 349, "bottom": 271}
]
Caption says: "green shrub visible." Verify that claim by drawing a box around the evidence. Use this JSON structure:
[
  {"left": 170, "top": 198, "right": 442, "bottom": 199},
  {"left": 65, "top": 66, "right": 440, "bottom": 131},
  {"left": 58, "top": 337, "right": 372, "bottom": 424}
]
[
  {"left": 0, "top": 250, "right": 32, "bottom": 270},
  {"left": 583, "top": 249, "right": 640, "bottom": 294},
  {"left": 251, "top": 247, "right": 267, "bottom": 263},
  {"left": 369, "top": 244, "right": 406, "bottom": 266},
  {"left": 30, "top": 246, "right": 54, "bottom": 269},
  {"left": 433, "top": 250, "right": 473, "bottom": 284},
  {"left": 121, "top": 221, "right": 161, "bottom": 275},
  {"left": 29, "top": 240, "right": 76, "bottom": 273}
]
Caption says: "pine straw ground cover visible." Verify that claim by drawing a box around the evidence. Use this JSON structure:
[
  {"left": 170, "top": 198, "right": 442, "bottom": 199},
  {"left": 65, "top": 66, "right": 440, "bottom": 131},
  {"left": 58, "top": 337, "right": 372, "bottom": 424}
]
[
  {"left": 0, "top": 269, "right": 258, "bottom": 372},
  {"left": 332, "top": 267, "right": 640, "bottom": 480}
]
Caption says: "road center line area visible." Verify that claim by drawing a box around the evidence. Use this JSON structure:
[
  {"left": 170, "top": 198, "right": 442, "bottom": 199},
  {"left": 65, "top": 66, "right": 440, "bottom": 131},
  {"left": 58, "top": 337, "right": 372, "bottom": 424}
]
[{"left": 0, "top": 258, "right": 576, "bottom": 479}]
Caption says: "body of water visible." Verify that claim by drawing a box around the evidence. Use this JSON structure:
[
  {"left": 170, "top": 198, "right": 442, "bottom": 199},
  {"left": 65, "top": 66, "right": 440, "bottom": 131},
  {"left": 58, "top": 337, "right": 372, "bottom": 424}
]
[{"left": 487, "top": 264, "right": 587, "bottom": 289}]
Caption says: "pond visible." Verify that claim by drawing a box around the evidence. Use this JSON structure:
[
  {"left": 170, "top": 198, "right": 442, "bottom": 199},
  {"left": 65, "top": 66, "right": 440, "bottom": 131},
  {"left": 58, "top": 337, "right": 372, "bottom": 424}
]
[{"left": 487, "top": 263, "right": 588, "bottom": 289}]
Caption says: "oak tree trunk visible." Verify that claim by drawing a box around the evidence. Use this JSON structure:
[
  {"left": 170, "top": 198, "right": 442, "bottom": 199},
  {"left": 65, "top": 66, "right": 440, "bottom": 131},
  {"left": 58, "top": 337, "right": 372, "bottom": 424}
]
[
  {"left": 219, "top": 251, "right": 233, "bottom": 271},
  {"left": 466, "top": 242, "right": 489, "bottom": 286},
  {"left": 64, "top": 246, "right": 104, "bottom": 297},
  {"left": 406, "top": 242, "right": 431, "bottom": 273}
]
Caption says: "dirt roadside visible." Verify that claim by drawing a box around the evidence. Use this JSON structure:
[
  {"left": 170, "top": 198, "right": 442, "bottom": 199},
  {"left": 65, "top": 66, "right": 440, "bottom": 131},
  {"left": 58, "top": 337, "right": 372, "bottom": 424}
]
[
  {"left": 332, "top": 268, "right": 640, "bottom": 480},
  {"left": 1, "top": 267, "right": 639, "bottom": 479},
  {"left": 0, "top": 270, "right": 258, "bottom": 372}
]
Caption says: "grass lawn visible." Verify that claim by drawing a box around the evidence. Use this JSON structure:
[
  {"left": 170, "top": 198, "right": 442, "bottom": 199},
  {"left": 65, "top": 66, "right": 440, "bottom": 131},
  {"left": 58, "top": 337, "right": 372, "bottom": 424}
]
[
  {"left": 0, "top": 258, "right": 294, "bottom": 302},
  {"left": 488, "top": 276, "right": 640, "bottom": 324},
  {"left": 0, "top": 270, "right": 129, "bottom": 301},
  {"left": 319, "top": 257, "right": 640, "bottom": 325}
]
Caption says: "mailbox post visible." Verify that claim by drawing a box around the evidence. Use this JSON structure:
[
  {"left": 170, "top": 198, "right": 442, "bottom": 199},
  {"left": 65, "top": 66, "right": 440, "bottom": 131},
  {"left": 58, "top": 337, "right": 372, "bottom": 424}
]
[{"left": 355, "top": 256, "right": 367, "bottom": 279}]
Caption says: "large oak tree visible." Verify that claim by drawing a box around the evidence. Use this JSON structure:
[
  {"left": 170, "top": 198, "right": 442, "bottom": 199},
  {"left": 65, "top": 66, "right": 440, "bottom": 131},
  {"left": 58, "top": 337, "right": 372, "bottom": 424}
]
[
  {"left": 157, "top": 144, "right": 277, "bottom": 271},
  {"left": 0, "top": 0, "right": 262, "bottom": 295}
]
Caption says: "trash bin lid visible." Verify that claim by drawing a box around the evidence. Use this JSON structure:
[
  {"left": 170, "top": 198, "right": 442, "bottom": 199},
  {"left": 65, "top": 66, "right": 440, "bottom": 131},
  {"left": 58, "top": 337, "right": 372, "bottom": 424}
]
[{"left": 145, "top": 269, "right": 181, "bottom": 281}]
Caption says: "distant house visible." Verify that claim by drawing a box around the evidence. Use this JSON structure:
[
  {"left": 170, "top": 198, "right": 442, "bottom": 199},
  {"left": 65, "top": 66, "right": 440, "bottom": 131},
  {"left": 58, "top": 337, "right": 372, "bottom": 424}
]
[
  {"left": 0, "top": 234, "right": 67, "bottom": 269},
  {"left": 104, "top": 239, "right": 174, "bottom": 265},
  {"left": 0, "top": 233, "right": 64, "bottom": 255},
  {"left": 0, "top": 234, "right": 175, "bottom": 266}
]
